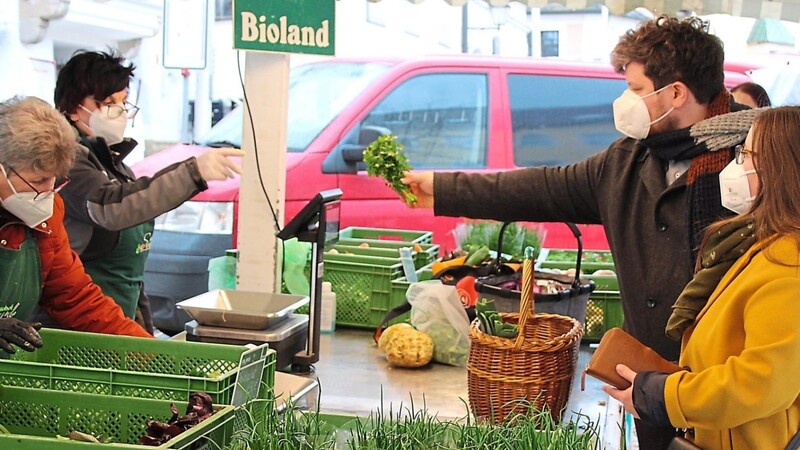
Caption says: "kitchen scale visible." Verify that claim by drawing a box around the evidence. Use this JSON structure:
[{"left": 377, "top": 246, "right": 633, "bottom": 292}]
[{"left": 179, "top": 189, "right": 343, "bottom": 373}]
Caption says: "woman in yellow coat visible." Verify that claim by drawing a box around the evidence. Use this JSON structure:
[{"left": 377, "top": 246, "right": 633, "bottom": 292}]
[{"left": 605, "top": 106, "right": 800, "bottom": 450}]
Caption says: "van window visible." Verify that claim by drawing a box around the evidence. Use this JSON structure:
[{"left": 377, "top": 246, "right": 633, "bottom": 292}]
[
  {"left": 361, "top": 73, "right": 488, "bottom": 169},
  {"left": 508, "top": 74, "right": 625, "bottom": 167},
  {"left": 197, "top": 62, "right": 390, "bottom": 152}
]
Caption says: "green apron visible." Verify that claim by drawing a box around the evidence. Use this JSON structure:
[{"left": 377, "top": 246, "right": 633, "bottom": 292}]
[
  {"left": 0, "top": 230, "right": 43, "bottom": 321},
  {"left": 83, "top": 221, "right": 154, "bottom": 319}
]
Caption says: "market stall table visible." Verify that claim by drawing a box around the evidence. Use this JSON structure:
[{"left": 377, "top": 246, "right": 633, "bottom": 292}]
[{"left": 279, "top": 328, "right": 620, "bottom": 443}]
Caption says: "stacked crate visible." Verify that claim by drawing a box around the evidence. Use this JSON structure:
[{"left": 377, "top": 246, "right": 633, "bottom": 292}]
[
  {"left": 0, "top": 328, "right": 276, "bottom": 448},
  {"left": 322, "top": 227, "right": 438, "bottom": 328}
]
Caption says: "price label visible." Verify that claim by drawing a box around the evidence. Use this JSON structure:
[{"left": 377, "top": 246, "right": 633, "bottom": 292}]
[{"left": 231, "top": 344, "right": 269, "bottom": 406}]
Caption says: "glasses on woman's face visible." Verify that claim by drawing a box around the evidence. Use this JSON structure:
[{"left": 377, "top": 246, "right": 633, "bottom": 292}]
[
  {"left": 734, "top": 144, "right": 756, "bottom": 165},
  {"left": 92, "top": 98, "right": 140, "bottom": 120},
  {"left": 5, "top": 165, "right": 70, "bottom": 201}
]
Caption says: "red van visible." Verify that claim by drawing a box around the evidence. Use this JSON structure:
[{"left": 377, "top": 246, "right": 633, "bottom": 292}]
[{"left": 132, "top": 54, "right": 750, "bottom": 332}]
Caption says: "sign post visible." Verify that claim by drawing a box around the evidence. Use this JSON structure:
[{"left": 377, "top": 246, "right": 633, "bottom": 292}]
[{"left": 231, "top": 0, "right": 335, "bottom": 296}]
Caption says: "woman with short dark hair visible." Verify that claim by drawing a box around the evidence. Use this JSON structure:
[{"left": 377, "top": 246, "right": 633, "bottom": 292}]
[{"left": 44, "top": 50, "right": 243, "bottom": 331}]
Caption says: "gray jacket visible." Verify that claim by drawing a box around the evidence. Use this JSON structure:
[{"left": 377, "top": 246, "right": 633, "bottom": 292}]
[
  {"left": 435, "top": 137, "right": 697, "bottom": 361},
  {"left": 60, "top": 134, "right": 207, "bottom": 260}
]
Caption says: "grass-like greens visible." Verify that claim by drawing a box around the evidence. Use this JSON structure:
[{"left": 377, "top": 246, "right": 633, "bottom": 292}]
[{"left": 224, "top": 390, "right": 603, "bottom": 450}]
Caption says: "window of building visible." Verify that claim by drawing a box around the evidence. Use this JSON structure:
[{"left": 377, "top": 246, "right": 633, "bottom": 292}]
[
  {"left": 361, "top": 73, "right": 489, "bottom": 169},
  {"left": 508, "top": 74, "right": 626, "bottom": 167},
  {"left": 215, "top": 0, "right": 232, "bottom": 20},
  {"left": 541, "top": 30, "right": 559, "bottom": 57}
]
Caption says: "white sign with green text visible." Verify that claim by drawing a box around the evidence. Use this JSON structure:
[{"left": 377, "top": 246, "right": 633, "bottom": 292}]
[{"left": 233, "top": 0, "right": 335, "bottom": 55}]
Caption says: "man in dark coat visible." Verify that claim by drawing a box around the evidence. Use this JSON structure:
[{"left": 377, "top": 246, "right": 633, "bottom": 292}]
[{"left": 401, "top": 15, "right": 756, "bottom": 450}]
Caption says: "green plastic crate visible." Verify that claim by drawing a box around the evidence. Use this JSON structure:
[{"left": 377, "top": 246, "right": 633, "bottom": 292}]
[
  {"left": 0, "top": 386, "right": 235, "bottom": 449},
  {"left": 0, "top": 328, "right": 276, "bottom": 405},
  {"left": 538, "top": 248, "right": 616, "bottom": 273},
  {"left": 582, "top": 274, "right": 619, "bottom": 291},
  {"left": 332, "top": 242, "right": 440, "bottom": 269},
  {"left": 583, "top": 290, "right": 624, "bottom": 342},
  {"left": 338, "top": 226, "right": 433, "bottom": 244},
  {"left": 323, "top": 254, "right": 404, "bottom": 328}
]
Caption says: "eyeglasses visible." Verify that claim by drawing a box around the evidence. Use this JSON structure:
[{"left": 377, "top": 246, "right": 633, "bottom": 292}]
[
  {"left": 734, "top": 144, "right": 756, "bottom": 165},
  {"left": 92, "top": 98, "right": 140, "bottom": 120},
  {"left": 5, "top": 165, "right": 70, "bottom": 201}
]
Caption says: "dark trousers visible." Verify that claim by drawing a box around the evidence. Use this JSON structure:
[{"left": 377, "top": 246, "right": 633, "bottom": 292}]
[{"left": 635, "top": 418, "right": 676, "bottom": 450}]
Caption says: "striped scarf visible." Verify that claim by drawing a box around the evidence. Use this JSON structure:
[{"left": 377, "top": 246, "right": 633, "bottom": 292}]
[{"left": 642, "top": 91, "right": 762, "bottom": 261}]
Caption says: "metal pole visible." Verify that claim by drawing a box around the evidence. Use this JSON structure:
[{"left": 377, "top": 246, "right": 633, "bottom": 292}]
[
  {"left": 461, "top": 2, "right": 469, "bottom": 53},
  {"left": 181, "top": 69, "right": 191, "bottom": 143}
]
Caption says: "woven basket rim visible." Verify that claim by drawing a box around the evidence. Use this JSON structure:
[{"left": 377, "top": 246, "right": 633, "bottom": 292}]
[{"left": 469, "top": 312, "right": 583, "bottom": 352}]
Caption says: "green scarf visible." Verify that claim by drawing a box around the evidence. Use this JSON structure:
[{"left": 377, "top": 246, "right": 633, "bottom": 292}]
[{"left": 665, "top": 217, "right": 757, "bottom": 341}]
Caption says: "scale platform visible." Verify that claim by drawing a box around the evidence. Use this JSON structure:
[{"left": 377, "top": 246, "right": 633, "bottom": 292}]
[{"left": 185, "top": 314, "right": 309, "bottom": 371}]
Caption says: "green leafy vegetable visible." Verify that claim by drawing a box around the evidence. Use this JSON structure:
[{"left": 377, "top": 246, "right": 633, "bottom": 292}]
[{"left": 363, "top": 134, "right": 416, "bottom": 204}]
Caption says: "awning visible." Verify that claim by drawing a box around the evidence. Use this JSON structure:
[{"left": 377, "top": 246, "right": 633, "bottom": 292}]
[{"left": 372, "top": 0, "right": 800, "bottom": 22}]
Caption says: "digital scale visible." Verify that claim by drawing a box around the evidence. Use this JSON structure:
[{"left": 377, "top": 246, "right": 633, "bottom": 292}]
[{"left": 179, "top": 189, "right": 343, "bottom": 373}]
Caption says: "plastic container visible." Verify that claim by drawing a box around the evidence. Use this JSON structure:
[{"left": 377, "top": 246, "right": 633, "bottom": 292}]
[
  {"left": 320, "top": 281, "right": 337, "bottom": 333},
  {"left": 583, "top": 290, "right": 624, "bottom": 342},
  {"left": 338, "top": 226, "right": 433, "bottom": 244},
  {"left": 331, "top": 243, "right": 439, "bottom": 269},
  {"left": 0, "top": 328, "right": 276, "bottom": 406},
  {"left": 0, "top": 386, "right": 235, "bottom": 449},
  {"left": 208, "top": 249, "right": 238, "bottom": 291}
]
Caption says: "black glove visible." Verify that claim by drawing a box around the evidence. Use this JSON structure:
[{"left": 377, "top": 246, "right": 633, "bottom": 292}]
[{"left": 0, "top": 318, "right": 43, "bottom": 353}]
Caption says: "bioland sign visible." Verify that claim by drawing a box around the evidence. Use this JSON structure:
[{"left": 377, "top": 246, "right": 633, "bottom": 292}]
[{"left": 233, "top": 0, "right": 335, "bottom": 55}]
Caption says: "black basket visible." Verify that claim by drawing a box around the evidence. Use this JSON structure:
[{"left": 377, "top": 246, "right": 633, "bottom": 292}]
[{"left": 474, "top": 222, "right": 595, "bottom": 324}]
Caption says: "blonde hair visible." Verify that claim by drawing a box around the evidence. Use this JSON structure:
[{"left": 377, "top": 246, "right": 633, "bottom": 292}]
[{"left": 0, "top": 96, "right": 78, "bottom": 177}]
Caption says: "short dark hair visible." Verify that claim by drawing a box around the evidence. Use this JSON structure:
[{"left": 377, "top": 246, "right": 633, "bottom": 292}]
[
  {"left": 610, "top": 15, "right": 725, "bottom": 105},
  {"left": 731, "top": 82, "right": 772, "bottom": 107},
  {"left": 54, "top": 50, "right": 135, "bottom": 115}
]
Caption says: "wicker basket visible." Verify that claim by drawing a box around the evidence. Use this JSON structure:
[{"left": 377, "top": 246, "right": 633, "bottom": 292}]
[{"left": 467, "top": 253, "right": 583, "bottom": 423}]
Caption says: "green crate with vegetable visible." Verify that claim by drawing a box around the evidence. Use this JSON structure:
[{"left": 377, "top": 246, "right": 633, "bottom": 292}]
[
  {"left": 338, "top": 226, "right": 433, "bottom": 245},
  {"left": 0, "top": 329, "right": 276, "bottom": 406},
  {"left": 303, "top": 254, "right": 404, "bottom": 328},
  {"left": 0, "top": 386, "right": 234, "bottom": 449},
  {"left": 538, "top": 248, "right": 615, "bottom": 273},
  {"left": 330, "top": 242, "right": 439, "bottom": 270},
  {"left": 335, "top": 239, "right": 440, "bottom": 267},
  {"left": 583, "top": 290, "right": 624, "bottom": 342}
]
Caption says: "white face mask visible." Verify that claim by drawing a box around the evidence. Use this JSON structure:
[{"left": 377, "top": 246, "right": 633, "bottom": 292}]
[
  {"left": 719, "top": 160, "right": 757, "bottom": 214},
  {"left": 0, "top": 166, "right": 54, "bottom": 228},
  {"left": 613, "top": 84, "right": 675, "bottom": 140},
  {"left": 81, "top": 104, "right": 128, "bottom": 145}
]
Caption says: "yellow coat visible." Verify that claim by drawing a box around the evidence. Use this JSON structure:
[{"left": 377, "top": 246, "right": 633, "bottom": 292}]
[{"left": 664, "top": 236, "right": 800, "bottom": 450}]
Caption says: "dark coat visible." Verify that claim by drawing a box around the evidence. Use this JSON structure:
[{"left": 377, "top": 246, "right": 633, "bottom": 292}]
[{"left": 435, "top": 136, "right": 700, "bottom": 361}]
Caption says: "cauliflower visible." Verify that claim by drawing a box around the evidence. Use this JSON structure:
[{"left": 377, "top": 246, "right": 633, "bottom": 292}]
[
  {"left": 378, "top": 323, "right": 413, "bottom": 352},
  {"left": 381, "top": 325, "right": 434, "bottom": 368}
]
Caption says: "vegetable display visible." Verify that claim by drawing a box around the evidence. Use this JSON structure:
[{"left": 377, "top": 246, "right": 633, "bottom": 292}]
[
  {"left": 226, "top": 393, "right": 601, "bottom": 450},
  {"left": 140, "top": 392, "right": 215, "bottom": 446},
  {"left": 363, "top": 134, "right": 416, "bottom": 204},
  {"left": 476, "top": 299, "right": 519, "bottom": 338}
]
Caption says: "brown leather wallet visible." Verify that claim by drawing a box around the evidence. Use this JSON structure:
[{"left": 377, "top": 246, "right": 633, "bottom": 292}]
[{"left": 582, "top": 327, "right": 682, "bottom": 390}]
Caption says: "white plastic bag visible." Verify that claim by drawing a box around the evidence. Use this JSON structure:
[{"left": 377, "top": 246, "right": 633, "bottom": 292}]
[{"left": 406, "top": 281, "right": 470, "bottom": 367}]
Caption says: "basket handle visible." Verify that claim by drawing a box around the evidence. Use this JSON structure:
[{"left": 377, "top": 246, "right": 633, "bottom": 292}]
[{"left": 513, "top": 247, "right": 535, "bottom": 350}]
